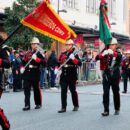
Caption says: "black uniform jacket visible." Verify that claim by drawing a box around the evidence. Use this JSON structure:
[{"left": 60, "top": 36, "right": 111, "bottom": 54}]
[
  {"left": 22, "top": 50, "right": 46, "bottom": 81},
  {"left": 59, "top": 48, "right": 82, "bottom": 82}
]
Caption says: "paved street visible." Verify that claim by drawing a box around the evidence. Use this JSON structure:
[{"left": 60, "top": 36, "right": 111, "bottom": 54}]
[{"left": 1, "top": 82, "right": 130, "bottom": 130}]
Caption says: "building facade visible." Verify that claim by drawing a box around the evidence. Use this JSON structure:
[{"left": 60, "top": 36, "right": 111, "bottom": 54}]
[
  {"left": 0, "top": 0, "right": 130, "bottom": 52},
  {"left": 0, "top": 0, "right": 129, "bottom": 35},
  {"left": 50, "top": 0, "right": 128, "bottom": 35}
]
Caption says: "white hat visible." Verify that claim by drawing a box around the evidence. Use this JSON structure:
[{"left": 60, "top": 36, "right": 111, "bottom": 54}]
[
  {"left": 65, "top": 39, "right": 74, "bottom": 45},
  {"left": 110, "top": 38, "right": 118, "bottom": 45},
  {"left": 124, "top": 50, "right": 130, "bottom": 54},
  {"left": 31, "top": 37, "right": 40, "bottom": 44}
]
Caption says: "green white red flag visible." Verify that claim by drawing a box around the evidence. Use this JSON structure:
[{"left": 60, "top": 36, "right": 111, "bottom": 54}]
[{"left": 99, "top": 0, "right": 112, "bottom": 45}]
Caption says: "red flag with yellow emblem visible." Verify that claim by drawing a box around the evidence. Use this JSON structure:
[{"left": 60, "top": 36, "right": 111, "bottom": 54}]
[{"left": 21, "top": 0, "right": 77, "bottom": 43}]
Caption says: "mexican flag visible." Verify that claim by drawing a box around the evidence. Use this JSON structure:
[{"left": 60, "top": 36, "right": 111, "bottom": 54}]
[{"left": 99, "top": 0, "right": 112, "bottom": 45}]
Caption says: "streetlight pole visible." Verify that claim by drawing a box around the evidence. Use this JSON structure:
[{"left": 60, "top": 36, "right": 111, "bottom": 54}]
[
  {"left": 57, "top": 0, "right": 60, "bottom": 56},
  {"left": 57, "top": 0, "right": 60, "bottom": 15},
  {"left": 56, "top": 0, "right": 67, "bottom": 56}
]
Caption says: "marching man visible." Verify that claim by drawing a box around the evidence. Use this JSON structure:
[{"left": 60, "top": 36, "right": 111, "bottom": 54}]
[
  {"left": 96, "top": 38, "right": 122, "bottom": 116},
  {"left": 21, "top": 37, "right": 46, "bottom": 111},
  {"left": 56, "top": 39, "right": 82, "bottom": 113}
]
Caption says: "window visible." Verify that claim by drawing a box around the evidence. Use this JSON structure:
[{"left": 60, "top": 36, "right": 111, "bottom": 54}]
[
  {"left": 86, "top": 0, "right": 99, "bottom": 14},
  {"left": 63, "top": 0, "right": 78, "bottom": 9},
  {"left": 107, "top": 0, "right": 116, "bottom": 19}
]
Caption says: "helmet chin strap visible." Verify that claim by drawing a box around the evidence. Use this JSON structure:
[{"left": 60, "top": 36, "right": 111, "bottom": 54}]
[{"left": 68, "top": 46, "right": 74, "bottom": 52}]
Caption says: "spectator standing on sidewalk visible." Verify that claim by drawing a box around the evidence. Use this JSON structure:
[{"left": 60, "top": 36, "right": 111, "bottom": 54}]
[
  {"left": 12, "top": 51, "right": 22, "bottom": 92},
  {"left": 40, "top": 51, "right": 47, "bottom": 89},
  {"left": 47, "top": 50, "right": 58, "bottom": 89},
  {"left": 121, "top": 50, "right": 130, "bottom": 93}
]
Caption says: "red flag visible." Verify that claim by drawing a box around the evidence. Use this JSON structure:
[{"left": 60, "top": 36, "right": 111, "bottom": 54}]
[{"left": 21, "top": 0, "right": 77, "bottom": 43}]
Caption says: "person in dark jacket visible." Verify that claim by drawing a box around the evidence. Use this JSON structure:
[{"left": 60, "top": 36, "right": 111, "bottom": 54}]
[
  {"left": 47, "top": 50, "right": 58, "bottom": 89},
  {"left": 21, "top": 37, "right": 46, "bottom": 111},
  {"left": 57, "top": 39, "right": 82, "bottom": 113},
  {"left": 12, "top": 51, "right": 22, "bottom": 92},
  {"left": 96, "top": 38, "right": 122, "bottom": 116},
  {"left": 40, "top": 51, "right": 47, "bottom": 89},
  {"left": 0, "top": 44, "right": 11, "bottom": 130},
  {"left": 121, "top": 50, "right": 130, "bottom": 93}
]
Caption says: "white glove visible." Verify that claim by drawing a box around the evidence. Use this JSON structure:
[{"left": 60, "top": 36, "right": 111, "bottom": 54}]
[
  {"left": 20, "top": 67, "right": 25, "bottom": 74},
  {"left": 32, "top": 54, "right": 37, "bottom": 60},
  {"left": 102, "top": 50, "right": 108, "bottom": 56},
  {"left": 107, "top": 49, "right": 113, "bottom": 55},
  {"left": 54, "top": 69, "right": 58, "bottom": 75},
  {"left": 69, "top": 54, "right": 75, "bottom": 60}
]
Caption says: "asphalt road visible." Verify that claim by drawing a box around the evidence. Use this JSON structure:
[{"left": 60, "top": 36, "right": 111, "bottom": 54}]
[{"left": 1, "top": 82, "right": 130, "bottom": 130}]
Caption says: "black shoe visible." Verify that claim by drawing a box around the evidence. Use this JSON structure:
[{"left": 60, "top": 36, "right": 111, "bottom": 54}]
[
  {"left": 58, "top": 108, "right": 66, "bottom": 113},
  {"left": 72, "top": 107, "right": 79, "bottom": 111},
  {"left": 22, "top": 106, "right": 30, "bottom": 111},
  {"left": 114, "top": 110, "right": 120, "bottom": 115},
  {"left": 13, "top": 89, "right": 21, "bottom": 92},
  {"left": 122, "top": 91, "right": 127, "bottom": 93},
  {"left": 35, "top": 105, "right": 41, "bottom": 109},
  {"left": 101, "top": 112, "right": 109, "bottom": 116}
]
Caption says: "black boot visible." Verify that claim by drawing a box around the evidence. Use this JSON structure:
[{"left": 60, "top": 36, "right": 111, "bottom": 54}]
[
  {"left": 35, "top": 105, "right": 41, "bottom": 109},
  {"left": 72, "top": 107, "right": 79, "bottom": 111},
  {"left": 58, "top": 108, "right": 66, "bottom": 113},
  {"left": 22, "top": 106, "right": 30, "bottom": 111},
  {"left": 101, "top": 111, "right": 109, "bottom": 116},
  {"left": 114, "top": 110, "right": 120, "bottom": 115}
]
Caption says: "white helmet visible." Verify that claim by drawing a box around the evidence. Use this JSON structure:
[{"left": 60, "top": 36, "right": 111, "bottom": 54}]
[
  {"left": 65, "top": 39, "right": 74, "bottom": 45},
  {"left": 31, "top": 37, "right": 40, "bottom": 44},
  {"left": 110, "top": 38, "right": 118, "bottom": 45}
]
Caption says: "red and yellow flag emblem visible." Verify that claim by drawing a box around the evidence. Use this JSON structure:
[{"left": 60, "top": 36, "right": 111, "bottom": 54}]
[{"left": 21, "top": 0, "right": 77, "bottom": 43}]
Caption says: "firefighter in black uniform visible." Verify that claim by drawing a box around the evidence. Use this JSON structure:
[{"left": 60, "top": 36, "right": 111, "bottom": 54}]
[
  {"left": 121, "top": 50, "right": 130, "bottom": 93},
  {"left": 56, "top": 39, "right": 82, "bottom": 113},
  {"left": 0, "top": 44, "right": 10, "bottom": 130},
  {"left": 21, "top": 37, "right": 46, "bottom": 111},
  {"left": 96, "top": 38, "right": 122, "bottom": 116}
]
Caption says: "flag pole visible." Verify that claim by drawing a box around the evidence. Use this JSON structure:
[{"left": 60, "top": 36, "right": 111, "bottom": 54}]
[{"left": 0, "top": 24, "right": 22, "bottom": 46}]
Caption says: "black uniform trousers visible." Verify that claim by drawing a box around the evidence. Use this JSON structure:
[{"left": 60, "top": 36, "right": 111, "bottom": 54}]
[
  {"left": 102, "top": 72, "right": 120, "bottom": 112},
  {"left": 13, "top": 74, "right": 22, "bottom": 91},
  {"left": 23, "top": 80, "right": 42, "bottom": 107},
  {"left": 60, "top": 77, "right": 79, "bottom": 109},
  {"left": 123, "top": 70, "right": 130, "bottom": 92}
]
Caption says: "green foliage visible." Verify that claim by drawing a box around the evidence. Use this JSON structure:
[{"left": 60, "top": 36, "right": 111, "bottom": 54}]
[{"left": 4, "top": 0, "right": 52, "bottom": 50}]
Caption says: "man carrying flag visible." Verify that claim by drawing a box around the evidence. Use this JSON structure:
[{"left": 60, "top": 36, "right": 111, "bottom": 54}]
[
  {"left": 95, "top": 0, "right": 122, "bottom": 116},
  {"left": 56, "top": 39, "right": 82, "bottom": 113}
]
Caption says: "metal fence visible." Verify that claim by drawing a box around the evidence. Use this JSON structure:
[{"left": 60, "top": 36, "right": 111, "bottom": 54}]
[{"left": 78, "top": 61, "right": 97, "bottom": 81}]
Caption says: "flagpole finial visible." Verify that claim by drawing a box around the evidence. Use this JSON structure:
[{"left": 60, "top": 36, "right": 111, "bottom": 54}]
[{"left": 45, "top": 0, "right": 51, "bottom": 4}]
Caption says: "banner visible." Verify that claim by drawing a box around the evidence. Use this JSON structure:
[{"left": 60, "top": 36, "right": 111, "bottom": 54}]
[
  {"left": 99, "top": 0, "right": 112, "bottom": 45},
  {"left": 21, "top": 0, "right": 77, "bottom": 43}
]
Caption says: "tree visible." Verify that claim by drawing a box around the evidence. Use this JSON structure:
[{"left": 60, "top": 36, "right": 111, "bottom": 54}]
[{"left": 4, "top": 0, "right": 53, "bottom": 49}]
